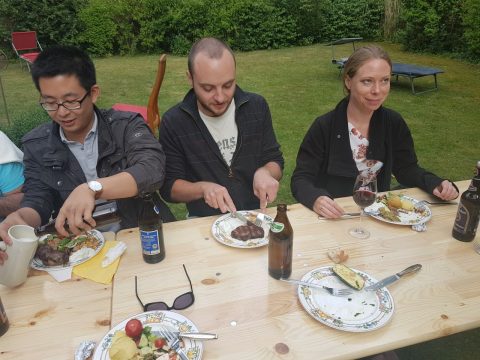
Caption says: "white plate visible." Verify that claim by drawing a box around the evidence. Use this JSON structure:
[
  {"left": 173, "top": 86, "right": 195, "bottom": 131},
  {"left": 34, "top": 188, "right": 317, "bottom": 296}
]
[
  {"left": 297, "top": 266, "right": 394, "bottom": 332},
  {"left": 365, "top": 195, "right": 432, "bottom": 226},
  {"left": 30, "top": 229, "right": 105, "bottom": 270},
  {"left": 211, "top": 210, "right": 271, "bottom": 248},
  {"left": 93, "top": 310, "right": 203, "bottom": 360}
]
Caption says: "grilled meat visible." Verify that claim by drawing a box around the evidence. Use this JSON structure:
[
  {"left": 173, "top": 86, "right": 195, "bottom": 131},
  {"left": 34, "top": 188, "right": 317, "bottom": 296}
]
[
  {"left": 35, "top": 243, "right": 70, "bottom": 266},
  {"left": 231, "top": 224, "right": 265, "bottom": 241}
]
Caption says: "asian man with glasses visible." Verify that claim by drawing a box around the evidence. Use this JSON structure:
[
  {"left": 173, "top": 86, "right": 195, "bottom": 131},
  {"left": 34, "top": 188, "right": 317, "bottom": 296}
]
[{"left": 0, "top": 45, "right": 175, "bottom": 265}]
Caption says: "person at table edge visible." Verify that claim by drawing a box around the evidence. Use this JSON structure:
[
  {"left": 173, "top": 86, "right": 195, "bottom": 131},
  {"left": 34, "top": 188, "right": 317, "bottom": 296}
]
[
  {"left": 0, "top": 130, "right": 25, "bottom": 221},
  {"left": 291, "top": 45, "right": 458, "bottom": 218},
  {"left": 159, "top": 37, "right": 284, "bottom": 217},
  {"left": 0, "top": 45, "right": 174, "bottom": 265}
]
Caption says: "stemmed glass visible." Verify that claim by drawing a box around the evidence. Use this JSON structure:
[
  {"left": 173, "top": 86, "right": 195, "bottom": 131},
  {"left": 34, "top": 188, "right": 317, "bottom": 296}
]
[{"left": 348, "top": 174, "right": 377, "bottom": 239}]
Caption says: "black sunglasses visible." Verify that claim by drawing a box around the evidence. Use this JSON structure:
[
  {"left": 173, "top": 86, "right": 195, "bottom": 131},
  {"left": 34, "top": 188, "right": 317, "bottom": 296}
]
[{"left": 135, "top": 264, "right": 195, "bottom": 311}]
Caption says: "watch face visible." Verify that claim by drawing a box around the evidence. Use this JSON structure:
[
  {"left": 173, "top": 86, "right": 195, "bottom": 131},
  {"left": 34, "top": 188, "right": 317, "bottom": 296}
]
[{"left": 89, "top": 181, "right": 102, "bottom": 192}]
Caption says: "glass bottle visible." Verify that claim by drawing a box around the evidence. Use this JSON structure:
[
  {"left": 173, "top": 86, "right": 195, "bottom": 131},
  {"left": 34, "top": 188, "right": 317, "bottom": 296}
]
[
  {"left": 138, "top": 193, "right": 165, "bottom": 264},
  {"left": 452, "top": 161, "right": 480, "bottom": 242},
  {"left": 34, "top": 202, "right": 119, "bottom": 237},
  {"left": 0, "top": 296, "right": 9, "bottom": 337},
  {"left": 268, "top": 204, "right": 293, "bottom": 279}
]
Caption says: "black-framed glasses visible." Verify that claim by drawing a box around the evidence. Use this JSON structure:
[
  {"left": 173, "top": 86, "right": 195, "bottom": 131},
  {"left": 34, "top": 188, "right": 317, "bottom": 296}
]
[
  {"left": 39, "top": 91, "right": 90, "bottom": 111},
  {"left": 135, "top": 264, "right": 195, "bottom": 311}
]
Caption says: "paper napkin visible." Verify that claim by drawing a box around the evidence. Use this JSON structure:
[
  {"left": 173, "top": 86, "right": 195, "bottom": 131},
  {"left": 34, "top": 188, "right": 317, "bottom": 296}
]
[
  {"left": 46, "top": 266, "right": 73, "bottom": 282},
  {"left": 73, "top": 240, "right": 124, "bottom": 284}
]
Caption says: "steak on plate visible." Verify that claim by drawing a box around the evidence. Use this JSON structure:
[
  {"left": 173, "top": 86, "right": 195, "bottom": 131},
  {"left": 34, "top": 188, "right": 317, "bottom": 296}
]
[
  {"left": 35, "top": 243, "right": 70, "bottom": 266},
  {"left": 231, "top": 223, "right": 265, "bottom": 241}
]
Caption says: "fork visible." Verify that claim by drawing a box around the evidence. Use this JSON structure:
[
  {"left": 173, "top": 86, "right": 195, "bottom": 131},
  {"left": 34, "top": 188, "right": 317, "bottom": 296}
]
[
  {"left": 157, "top": 327, "right": 189, "bottom": 360},
  {"left": 254, "top": 213, "right": 284, "bottom": 232},
  {"left": 279, "top": 278, "right": 353, "bottom": 296}
]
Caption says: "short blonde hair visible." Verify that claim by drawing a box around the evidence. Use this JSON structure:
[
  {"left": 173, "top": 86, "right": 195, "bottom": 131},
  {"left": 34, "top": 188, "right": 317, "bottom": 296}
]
[{"left": 343, "top": 45, "right": 392, "bottom": 94}]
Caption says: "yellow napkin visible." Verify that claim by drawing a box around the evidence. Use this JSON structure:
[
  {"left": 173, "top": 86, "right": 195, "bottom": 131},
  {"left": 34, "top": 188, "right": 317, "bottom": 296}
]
[{"left": 73, "top": 240, "right": 121, "bottom": 284}]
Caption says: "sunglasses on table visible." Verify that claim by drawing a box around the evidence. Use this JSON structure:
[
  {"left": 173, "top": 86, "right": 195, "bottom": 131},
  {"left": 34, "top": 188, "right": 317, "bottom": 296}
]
[{"left": 135, "top": 264, "right": 195, "bottom": 311}]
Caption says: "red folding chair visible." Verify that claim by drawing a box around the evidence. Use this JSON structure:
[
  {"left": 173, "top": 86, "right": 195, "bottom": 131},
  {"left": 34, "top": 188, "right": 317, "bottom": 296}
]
[{"left": 11, "top": 31, "right": 43, "bottom": 71}]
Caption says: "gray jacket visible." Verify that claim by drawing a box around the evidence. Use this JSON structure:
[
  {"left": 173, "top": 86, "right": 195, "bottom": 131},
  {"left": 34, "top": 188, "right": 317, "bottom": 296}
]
[{"left": 21, "top": 107, "right": 174, "bottom": 228}]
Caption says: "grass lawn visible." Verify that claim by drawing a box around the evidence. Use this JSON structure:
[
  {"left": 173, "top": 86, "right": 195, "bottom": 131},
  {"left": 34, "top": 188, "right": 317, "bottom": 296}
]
[{"left": 0, "top": 43, "right": 478, "bottom": 359}]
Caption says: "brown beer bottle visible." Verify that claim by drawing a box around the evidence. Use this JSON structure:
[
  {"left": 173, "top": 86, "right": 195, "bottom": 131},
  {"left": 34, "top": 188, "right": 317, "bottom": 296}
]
[
  {"left": 0, "top": 296, "right": 9, "bottom": 337},
  {"left": 452, "top": 161, "right": 480, "bottom": 242},
  {"left": 268, "top": 204, "right": 293, "bottom": 279},
  {"left": 138, "top": 193, "right": 165, "bottom": 264},
  {"left": 34, "top": 202, "right": 120, "bottom": 237}
]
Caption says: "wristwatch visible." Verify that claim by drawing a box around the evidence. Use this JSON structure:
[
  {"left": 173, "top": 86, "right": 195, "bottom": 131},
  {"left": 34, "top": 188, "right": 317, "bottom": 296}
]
[{"left": 87, "top": 180, "right": 103, "bottom": 199}]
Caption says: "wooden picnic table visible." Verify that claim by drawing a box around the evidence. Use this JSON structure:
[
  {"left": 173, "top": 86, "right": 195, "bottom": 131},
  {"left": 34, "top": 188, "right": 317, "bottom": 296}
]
[
  {"left": 1, "top": 180, "right": 478, "bottom": 359},
  {"left": 110, "top": 180, "right": 478, "bottom": 359}
]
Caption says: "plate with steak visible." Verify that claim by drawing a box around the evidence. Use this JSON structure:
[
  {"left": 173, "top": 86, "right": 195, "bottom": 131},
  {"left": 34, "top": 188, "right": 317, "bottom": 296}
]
[
  {"left": 31, "top": 230, "right": 105, "bottom": 269},
  {"left": 211, "top": 211, "right": 272, "bottom": 248}
]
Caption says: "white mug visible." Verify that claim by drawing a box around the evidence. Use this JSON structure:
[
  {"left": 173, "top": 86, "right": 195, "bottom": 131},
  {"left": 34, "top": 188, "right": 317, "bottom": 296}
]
[{"left": 0, "top": 225, "right": 38, "bottom": 287}]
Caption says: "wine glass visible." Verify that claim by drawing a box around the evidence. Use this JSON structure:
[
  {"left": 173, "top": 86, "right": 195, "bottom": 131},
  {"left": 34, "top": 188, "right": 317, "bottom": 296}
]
[{"left": 348, "top": 174, "right": 377, "bottom": 239}]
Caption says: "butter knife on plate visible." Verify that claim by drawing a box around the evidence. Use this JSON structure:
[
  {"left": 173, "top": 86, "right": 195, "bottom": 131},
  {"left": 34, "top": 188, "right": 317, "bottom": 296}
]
[
  {"left": 174, "top": 332, "right": 218, "bottom": 340},
  {"left": 365, "top": 264, "right": 422, "bottom": 291}
]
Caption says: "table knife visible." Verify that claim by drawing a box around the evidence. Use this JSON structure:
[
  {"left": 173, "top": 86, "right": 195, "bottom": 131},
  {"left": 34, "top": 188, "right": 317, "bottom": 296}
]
[
  {"left": 365, "top": 264, "right": 422, "bottom": 291},
  {"left": 233, "top": 211, "right": 253, "bottom": 225},
  {"left": 176, "top": 332, "right": 218, "bottom": 340}
]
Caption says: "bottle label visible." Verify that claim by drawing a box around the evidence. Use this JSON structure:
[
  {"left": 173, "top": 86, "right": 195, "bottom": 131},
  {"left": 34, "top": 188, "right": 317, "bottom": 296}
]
[
  {"left": 270, "top": 222, "right": 285, "bottom": 233},
  {"left": 453, "top": 203, "right": 470, "bottom": 234},
  {"left": 140, "top": 230, "right": 161, "bottom": 255}
]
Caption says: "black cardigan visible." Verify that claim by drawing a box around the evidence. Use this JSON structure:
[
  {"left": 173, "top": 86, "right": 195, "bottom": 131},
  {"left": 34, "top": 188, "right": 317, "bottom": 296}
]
[{"left": 291, "top": 98, "right": 444, "bottom": 210}]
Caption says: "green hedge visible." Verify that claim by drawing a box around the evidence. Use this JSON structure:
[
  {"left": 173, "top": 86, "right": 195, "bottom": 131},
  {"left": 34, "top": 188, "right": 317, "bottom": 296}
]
[
  {"left": 0, "top": 107, "right": 50, "bottom": 147},
  {"left": 397, "top": 0, "right": 480, "bottom": 62},
  {"left": 1, "top": 0, "right": 479, "bottom": 62}
]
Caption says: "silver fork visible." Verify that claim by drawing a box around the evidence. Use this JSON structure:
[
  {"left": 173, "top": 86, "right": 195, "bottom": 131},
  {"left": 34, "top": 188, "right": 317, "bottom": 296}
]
[
  {"left": 158, "top": 327, "right": 189, "bottom": 360},
  {"left": 279, "top": 278, "right": 353, "bottom": 296},
  {"left": 254, "top": 213, "right": 285, "bottom": 232}
]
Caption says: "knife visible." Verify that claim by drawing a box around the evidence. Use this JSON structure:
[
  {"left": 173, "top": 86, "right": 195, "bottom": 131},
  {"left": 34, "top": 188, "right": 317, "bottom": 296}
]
[
  {"left": 175, "top": 332, "right": 218, "bottom": 340},
  {"left": 233, "top": 211, "right": 254, "bottom": 225},
  {"left": 365, "top": 264, "right": 422, "bottom": 291},
  {"left": 318, "top": 212, "right": 361, "bottom": 220}
]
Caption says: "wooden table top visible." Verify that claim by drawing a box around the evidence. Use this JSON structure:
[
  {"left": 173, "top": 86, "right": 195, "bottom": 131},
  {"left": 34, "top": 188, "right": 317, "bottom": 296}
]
[
  {"left": 110, "top": 180, "right": 479, "bottom": 360},
  {"left": 0, "top": 232, "right": 115, "bottom": 359}
]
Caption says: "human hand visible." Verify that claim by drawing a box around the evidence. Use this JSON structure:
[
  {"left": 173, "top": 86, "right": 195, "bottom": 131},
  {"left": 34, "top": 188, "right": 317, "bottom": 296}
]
[
  {"left": 313, "top": 196, "right": 345, "bottom": 219},
  {"left": 0, "top": 212, "right": 30, "bottom": 265},
  {"left": 56, "top": 183, "right": 96, "bottom": 236},
  {"left": 253, "top": 167, "right": 280, "bottom": 211},
  {"left": 433, "top": 180, "right": 459, "bottom": 201},
  {"left": 200, "top": 182, "right": 236, "bottom": 214}
]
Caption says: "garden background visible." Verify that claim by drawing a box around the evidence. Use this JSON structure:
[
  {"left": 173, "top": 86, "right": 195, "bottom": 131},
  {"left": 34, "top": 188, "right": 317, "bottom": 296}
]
[{"left": 0, "top": 1, "right": 479, "bottom": 358}]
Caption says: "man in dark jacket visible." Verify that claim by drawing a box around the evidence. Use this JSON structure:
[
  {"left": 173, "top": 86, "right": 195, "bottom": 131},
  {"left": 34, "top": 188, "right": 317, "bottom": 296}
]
[
  {"left": 0, "top": 45, "right": 173, "bottom": 264},
  {"left": 159, "top": 37, "right": 284, "bottom": 217}
]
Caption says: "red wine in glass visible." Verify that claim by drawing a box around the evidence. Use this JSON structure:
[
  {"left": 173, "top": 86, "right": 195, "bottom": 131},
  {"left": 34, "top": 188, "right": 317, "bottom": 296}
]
[
  {"left": 353, "top": 190, "right": 376, "bottom": 208},
  {"left": 349, "top": 174, "right": 377, "bottom": 239}
]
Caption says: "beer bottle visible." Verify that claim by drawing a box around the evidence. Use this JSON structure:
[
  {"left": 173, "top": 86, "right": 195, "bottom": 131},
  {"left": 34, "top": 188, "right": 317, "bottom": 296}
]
[
  {"left": 268, "top": 204, "right": 293, "bottom": 279},
  {"left": 452, "top": 161, "right": 480, "bottom": 242},
  {"left": 138, "top": 193, "right": 165, "bottom": 264},
  {"left": 0, "top": 296, "right": 9, "bottom": 337},
  {"left": 34, "top": 202, "right": 120, "bottom": 237}
]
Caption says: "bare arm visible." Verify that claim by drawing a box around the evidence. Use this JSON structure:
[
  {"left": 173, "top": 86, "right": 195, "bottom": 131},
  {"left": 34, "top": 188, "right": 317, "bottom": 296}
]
[{"left": 0, "top": 186, "right": 24, "bottom": 217}]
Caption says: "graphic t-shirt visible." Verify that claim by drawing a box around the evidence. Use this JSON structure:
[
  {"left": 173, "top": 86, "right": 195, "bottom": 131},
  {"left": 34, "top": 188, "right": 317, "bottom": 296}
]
[
  {"left": 200, "top": 99, "right": 237, "bottom": 165},
  {"left": 348, "top": 122, "right": 383, "bottom": 179}
]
